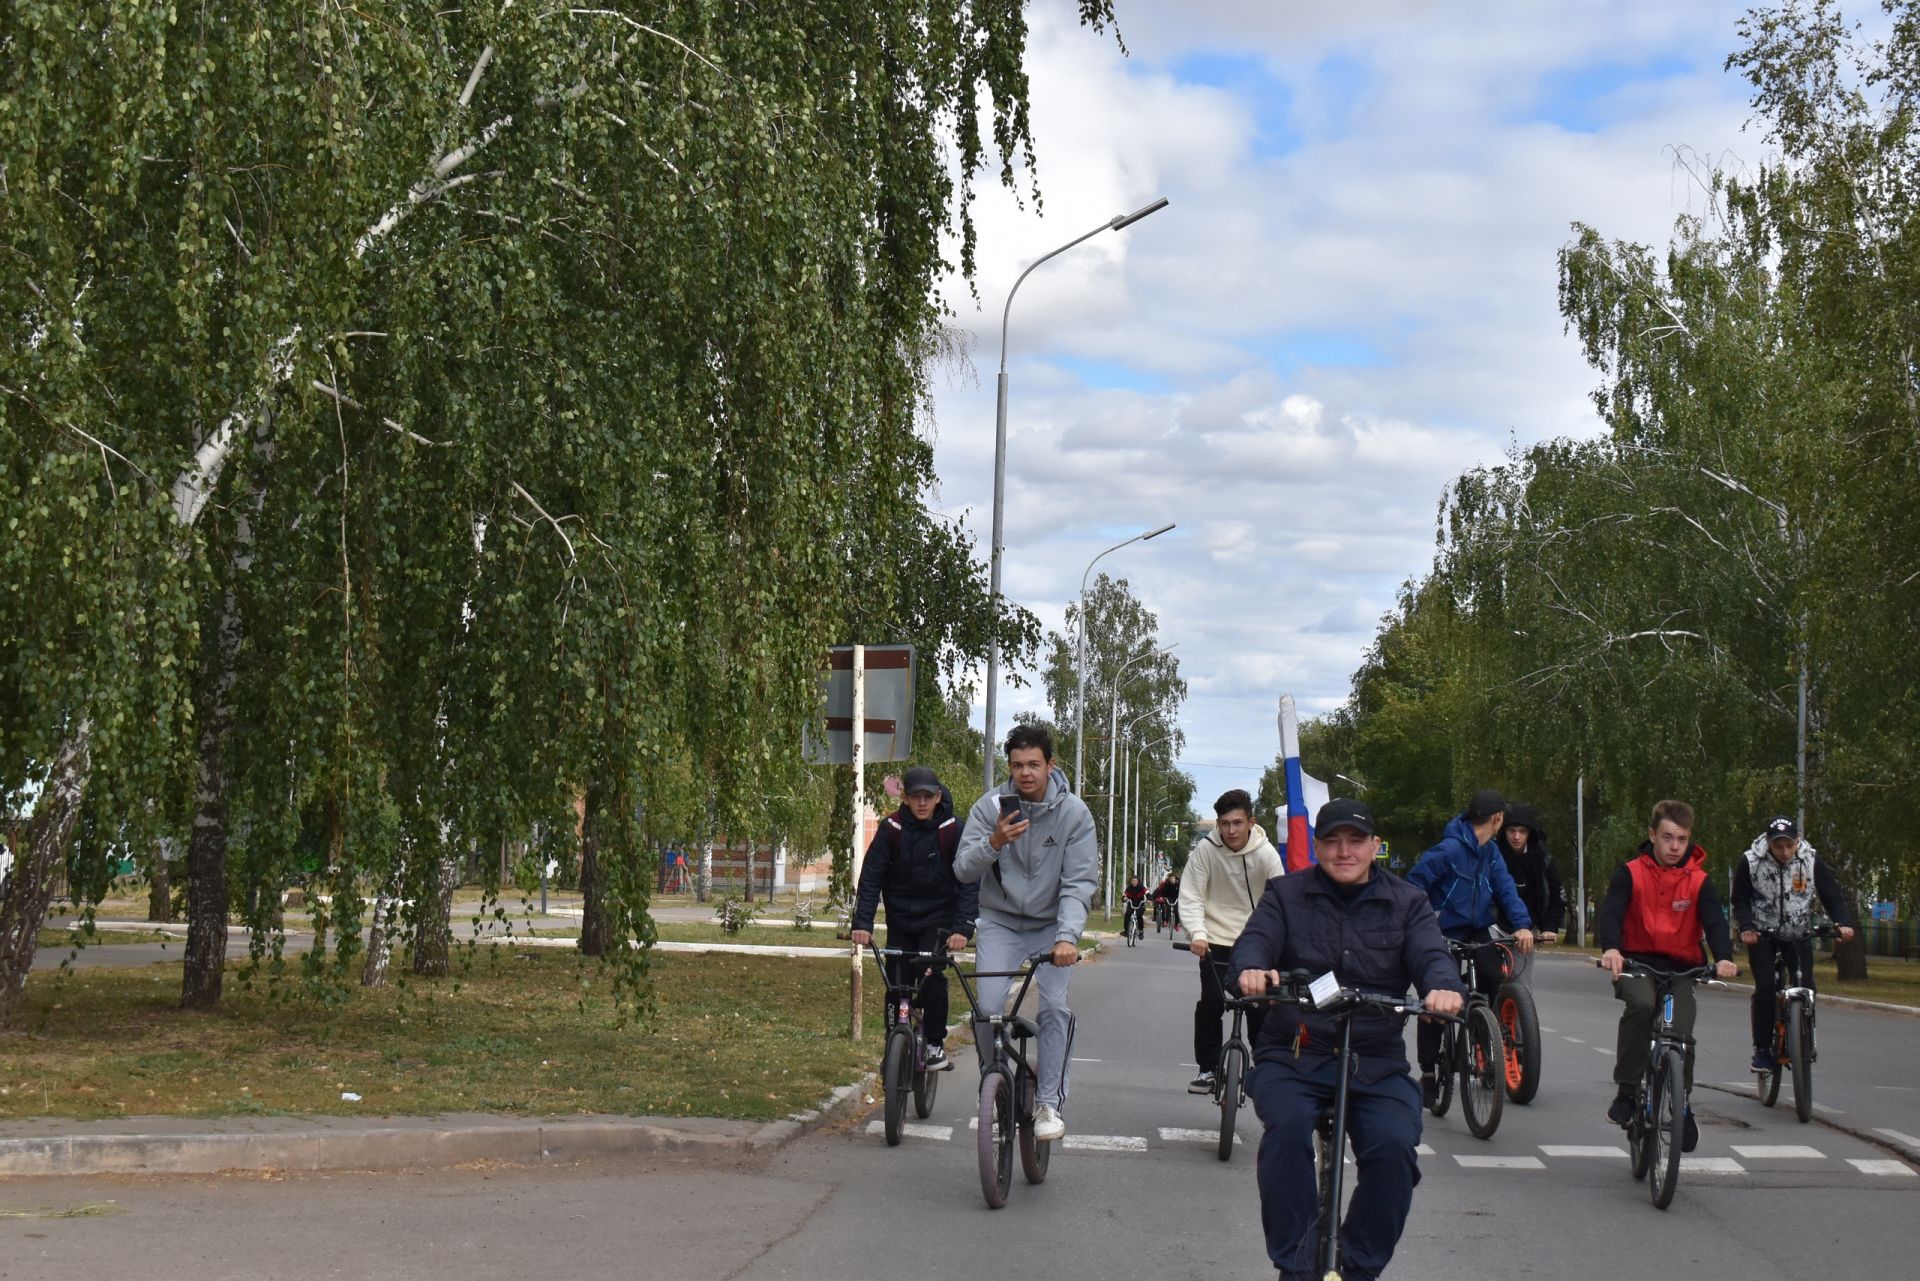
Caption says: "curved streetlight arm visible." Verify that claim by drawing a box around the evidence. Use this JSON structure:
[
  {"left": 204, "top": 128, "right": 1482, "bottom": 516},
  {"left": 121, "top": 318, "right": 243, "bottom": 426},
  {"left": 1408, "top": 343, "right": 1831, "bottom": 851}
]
[{"left": 1074, "top": 523, "right": 1174, "bottom": 795}]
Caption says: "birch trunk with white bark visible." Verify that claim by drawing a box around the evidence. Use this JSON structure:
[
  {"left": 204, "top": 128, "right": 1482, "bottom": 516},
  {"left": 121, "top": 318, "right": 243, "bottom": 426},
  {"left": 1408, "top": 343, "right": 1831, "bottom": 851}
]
[{"left": 0, "top": 724, "right": 92, "bottom": 1027}]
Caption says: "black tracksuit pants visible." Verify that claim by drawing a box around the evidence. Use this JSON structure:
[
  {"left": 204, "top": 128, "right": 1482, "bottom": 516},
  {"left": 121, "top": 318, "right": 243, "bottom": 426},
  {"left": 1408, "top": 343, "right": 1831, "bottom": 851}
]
[
  {"left": 1747, "top": 934, "right": 1815, "bottom": 1052},
  {"left": 1196, "top": 951, "right": 1267, "bottom": 1071},
  {"left": 881, "top": 923, "right": 951, "bottom": 1047}
]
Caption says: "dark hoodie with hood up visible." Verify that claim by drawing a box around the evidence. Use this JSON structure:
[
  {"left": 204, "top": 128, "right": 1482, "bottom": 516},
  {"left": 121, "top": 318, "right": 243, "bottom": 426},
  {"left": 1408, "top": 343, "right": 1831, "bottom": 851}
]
[
  {"left": 851, "top": 786, "right": 979, "bottom": 939},
  {"left": 1495, "top": 803, "right": 1566, "bottom": 935}
]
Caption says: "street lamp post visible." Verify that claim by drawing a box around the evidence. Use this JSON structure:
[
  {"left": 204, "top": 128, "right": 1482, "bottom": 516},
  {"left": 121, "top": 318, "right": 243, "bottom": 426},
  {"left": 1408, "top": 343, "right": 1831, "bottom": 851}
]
[
  {"left": 1073, "top": 524, "right": 1174, "bottom": 798},
  {"left": 1114, "top": 705, "right": 1161, "bottom": 917},
  {"left": 981, "top": 198, "right": 1171, "bottom": 792},
  {"left": 1134, "top": 733, "right": 1174, "bottom": 885}
]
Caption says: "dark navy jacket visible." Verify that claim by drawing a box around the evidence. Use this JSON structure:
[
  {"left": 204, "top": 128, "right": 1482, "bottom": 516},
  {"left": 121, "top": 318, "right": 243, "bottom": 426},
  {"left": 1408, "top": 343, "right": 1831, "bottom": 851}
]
[
  {"left": 1407, "top": 813, "right": 1532, "bottom": 937},
  {"left": 1228, "top": 867, "right": 1464, "bottom": 1065},
  {"left": 851, "top": 788, "right": 978, "bottom": 938}
]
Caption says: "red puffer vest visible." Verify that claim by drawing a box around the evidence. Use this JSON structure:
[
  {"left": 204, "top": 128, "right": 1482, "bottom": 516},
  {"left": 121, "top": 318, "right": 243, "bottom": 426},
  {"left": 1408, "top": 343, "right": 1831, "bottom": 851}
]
[{"left": 1620, "top": 845, "right": 1710, "bottom": 966}]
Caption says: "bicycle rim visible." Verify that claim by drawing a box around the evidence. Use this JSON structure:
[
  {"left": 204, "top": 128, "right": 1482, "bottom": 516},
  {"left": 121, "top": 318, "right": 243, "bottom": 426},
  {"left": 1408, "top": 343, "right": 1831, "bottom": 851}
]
[
  {"left": 1429, "top": 1029, "right": 1454, "bottom": 1117},
  {"left": 977, "top": 1069, "right": 1014, "bottom": 1208},
  {"left": 1628, "top": 1100, "right": 1651, "bottom": 1181},
  {"left": 1017, "top": 1065, "right": 1050, "bottom": 1184},
  {"left": 1498, "top": 984, "right": 1542, "bottom": 1104},
  {"left": 882, "top": 1031, "right": 910, "bottom": 1146},
  {"left": 1788, "top": 1001, "right": 1813, "bottom": 1123},
  {"left": 1218, "top": 1046, "right": 1243, "bottom": 1162},
  {"left": 1649, "top": 1050, "right": 1684, "bottom": 1209},
  {"left": 1461, "top": 1003, "right": 1505, "bottom": 1139}
]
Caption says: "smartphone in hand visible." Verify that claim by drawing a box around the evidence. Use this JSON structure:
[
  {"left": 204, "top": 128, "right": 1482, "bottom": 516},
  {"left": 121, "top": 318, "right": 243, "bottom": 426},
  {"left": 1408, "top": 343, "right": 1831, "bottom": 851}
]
[{"left": 998, "top": 794, "right": 1022, "bottom": 821}]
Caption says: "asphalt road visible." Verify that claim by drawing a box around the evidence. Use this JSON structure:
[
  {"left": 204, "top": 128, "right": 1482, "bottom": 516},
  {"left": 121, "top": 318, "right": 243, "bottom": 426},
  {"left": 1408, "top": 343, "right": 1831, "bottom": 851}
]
[{"left": 3, "top": 926, "right": 1915, "bottom": 1280}]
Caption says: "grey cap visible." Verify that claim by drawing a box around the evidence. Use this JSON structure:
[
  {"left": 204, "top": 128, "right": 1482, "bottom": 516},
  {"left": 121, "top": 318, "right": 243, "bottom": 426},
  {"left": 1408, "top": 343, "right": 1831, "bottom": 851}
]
[{"left": 902, "top": 765, "right": 941, "bottom": 796}]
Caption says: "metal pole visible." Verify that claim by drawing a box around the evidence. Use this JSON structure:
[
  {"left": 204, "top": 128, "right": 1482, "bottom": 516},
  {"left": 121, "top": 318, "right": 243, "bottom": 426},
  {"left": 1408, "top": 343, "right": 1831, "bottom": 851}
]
[
  {"left": 850, "top": 644, "right": 866, "bottom": 1040},
  {"left": 1074, "top": 525, "right": 1174, "bottom": 805},
  {"left": 1105, "top": 684, "right": 1120, "bottom": 922},
  {"left": 1797, "top": 644, "right": 1808, "bottom": 835},
  {"left": 980, "top": 201, "right": 1169, "bottom": 794},
  {"left": 1576, "top": 773, "right": 1586, "bottom": 949}
]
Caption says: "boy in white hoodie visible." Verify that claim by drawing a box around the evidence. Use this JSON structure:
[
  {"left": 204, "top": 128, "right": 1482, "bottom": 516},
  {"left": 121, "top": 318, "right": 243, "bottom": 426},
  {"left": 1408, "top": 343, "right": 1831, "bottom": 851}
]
[{"left": 1184, "top": 789, "right": 1287, "bottom": 1093}]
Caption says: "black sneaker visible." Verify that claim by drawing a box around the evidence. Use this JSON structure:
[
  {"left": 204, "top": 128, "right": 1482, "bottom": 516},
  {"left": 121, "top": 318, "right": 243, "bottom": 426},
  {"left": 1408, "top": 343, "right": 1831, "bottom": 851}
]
[
  {"left": 1683, "top": 1110, "right": 1699, "bottom": 1152},
  {"left": 1607, "top": 1091, "right": 1635, "bottom": 1126},
  {"left": 1420, "top": 1074, "right": 1437, "bottom": 1109},
  {"left": 1188, "top": 1071, "right": 1215, "bottom": 1095},
  {"left": 925, "top": 1045, "right": 952, "bottom": 1072}
]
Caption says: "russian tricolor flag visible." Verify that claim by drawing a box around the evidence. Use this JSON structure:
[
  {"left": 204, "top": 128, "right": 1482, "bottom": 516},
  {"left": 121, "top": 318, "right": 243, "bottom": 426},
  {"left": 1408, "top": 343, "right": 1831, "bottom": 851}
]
[{"left": 1278, "top": 694, "right": 1330, "bottom": 873}]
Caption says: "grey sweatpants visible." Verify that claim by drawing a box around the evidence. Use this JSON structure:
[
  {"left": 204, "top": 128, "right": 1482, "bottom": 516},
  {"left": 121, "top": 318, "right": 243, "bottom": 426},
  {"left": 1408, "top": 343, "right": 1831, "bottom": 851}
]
[{"left": 973, "top": 914, "right": 1074, "bottom": 1109}]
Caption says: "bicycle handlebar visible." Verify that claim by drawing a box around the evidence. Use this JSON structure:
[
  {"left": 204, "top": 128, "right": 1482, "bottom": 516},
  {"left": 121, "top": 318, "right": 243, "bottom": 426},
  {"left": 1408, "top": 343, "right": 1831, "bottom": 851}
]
[{"left": 1596, "top": 958, "right": 1733, "bottom": 986}]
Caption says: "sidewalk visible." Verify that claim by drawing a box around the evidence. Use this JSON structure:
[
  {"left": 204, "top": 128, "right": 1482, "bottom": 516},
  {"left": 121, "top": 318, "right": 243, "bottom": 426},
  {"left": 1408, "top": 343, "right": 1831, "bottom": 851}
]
[{"left": 0, "top": 1078, "right": 874, "bottom": 1178}]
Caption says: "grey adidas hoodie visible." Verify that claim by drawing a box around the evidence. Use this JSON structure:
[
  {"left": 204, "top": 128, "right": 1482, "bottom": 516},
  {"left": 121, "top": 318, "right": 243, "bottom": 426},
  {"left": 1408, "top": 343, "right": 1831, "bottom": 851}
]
[{"left": 954, "top": 766, "right": 1098, "bottom": 944}]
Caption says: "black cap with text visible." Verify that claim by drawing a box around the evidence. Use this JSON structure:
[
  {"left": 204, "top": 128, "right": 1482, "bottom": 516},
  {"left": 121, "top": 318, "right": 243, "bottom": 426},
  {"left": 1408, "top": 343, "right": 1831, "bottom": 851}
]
[{"left": 1314, "top": 798, "right": 1376, "bottom": 839}]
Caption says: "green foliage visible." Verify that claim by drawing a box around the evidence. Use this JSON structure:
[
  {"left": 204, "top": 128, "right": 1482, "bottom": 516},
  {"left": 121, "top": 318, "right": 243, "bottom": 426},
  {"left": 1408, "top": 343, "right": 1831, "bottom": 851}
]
[
  {"left": 0, "top": 1, "right": 1113, "bottom": 1018},
  {"left": 1320, "top": 1, "right": 1920, "bottom": 911}
]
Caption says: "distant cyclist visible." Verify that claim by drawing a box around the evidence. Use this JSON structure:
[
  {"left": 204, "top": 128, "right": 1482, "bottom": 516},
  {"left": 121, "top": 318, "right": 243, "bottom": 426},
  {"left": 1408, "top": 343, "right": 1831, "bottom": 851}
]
[
  {"left": 1597, "top": 799, "right": 1737, "bottom": 1148},
  {"left": 1152, "top": 872, "right": 1182, "bottom": 931},
  {"left": 1121, "top": 874, "right": 1148, "bottom": 938},
  {"left": 1182, "top": 789, "right": 1285, "bottom": 1094},
  {"left": 1732, "top": 815, "right": 1857, "bottom": 1071},
  {"left": 1406, "top": 788, "right": 1534, "bottom": 1107}
]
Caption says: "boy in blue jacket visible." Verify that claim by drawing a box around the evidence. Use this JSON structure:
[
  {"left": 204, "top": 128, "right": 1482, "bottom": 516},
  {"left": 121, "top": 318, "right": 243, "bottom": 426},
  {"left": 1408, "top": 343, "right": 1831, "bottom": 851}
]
[{"left": 1406, "top": 789, "right": 1534, "bottom": 1105}]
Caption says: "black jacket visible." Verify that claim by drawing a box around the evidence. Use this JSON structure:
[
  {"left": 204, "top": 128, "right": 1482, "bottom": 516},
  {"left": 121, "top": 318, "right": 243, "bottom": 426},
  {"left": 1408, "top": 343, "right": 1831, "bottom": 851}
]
[
  {"left": 1228, "top": 867, "right": 1465, "bottom": 1065},
  {"left": 851, "top": 788, "right": 978, "bottom": 937},
  {"left": 1495, "top": 804, "right": 1566, "bottom": 935}
]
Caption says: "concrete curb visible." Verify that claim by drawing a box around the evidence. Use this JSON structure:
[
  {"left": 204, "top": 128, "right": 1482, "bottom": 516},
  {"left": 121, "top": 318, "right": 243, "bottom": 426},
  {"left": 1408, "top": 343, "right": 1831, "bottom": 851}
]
[{"left": 0, "top": 1074, "right": 875, "bottom": 1179}]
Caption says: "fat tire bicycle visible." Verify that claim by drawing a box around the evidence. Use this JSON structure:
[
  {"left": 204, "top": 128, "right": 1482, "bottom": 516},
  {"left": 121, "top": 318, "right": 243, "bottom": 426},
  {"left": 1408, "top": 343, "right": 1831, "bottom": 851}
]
[
  {"left": 1602, "top": 959, "right": 1729, "bottom": 1210},
  {"left": 1173, "top": 941, "right": 1284, "bottom": 1161},
  {"left": 1425, "top": 938, "right": 1508, "bottom": 1138},
  {"left": 868, "top": 944, "right": 947, "bottom": 1145},
  {"left": 1754, "top": 924, "right": 1832, "bottom": 1122},
  {"left": 1491, "top": 930, "right": 1543, "bottom": 1104},
  {"left": 947, "top": 950, "right": 1077, "bottom": 1208},
  {"left": 1266, "top": 970, "right": 1464, "bottom": 1281}
]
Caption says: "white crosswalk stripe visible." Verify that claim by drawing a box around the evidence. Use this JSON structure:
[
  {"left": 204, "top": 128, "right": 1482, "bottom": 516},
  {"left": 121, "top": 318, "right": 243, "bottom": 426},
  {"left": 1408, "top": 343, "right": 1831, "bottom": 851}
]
[
  {"left": 864, "top": 1120, "right": 953, "bottom": 1141},
  {"left": 1159, "top": 1127, "right": 1220, "bottom": 1144},
  {"left": 1540, "top": 1144, "right": 1627, "bottom": 1158},
  {"left": 1848, "top": 1158, "right": 1916, "bottom": 1176},
  {"left": 1732, "top": 1144, "right": 1823, "bottom": 1159},
  {"left": 1062, "top": 1134, "right": 1149, "bottom": 1152},
  {"left": 1679, "top": 1157, "right": 1745, "bottom": 1174},
  {"left": 1454, "top": 1155, "right": 1545, "bottom": 1170}
]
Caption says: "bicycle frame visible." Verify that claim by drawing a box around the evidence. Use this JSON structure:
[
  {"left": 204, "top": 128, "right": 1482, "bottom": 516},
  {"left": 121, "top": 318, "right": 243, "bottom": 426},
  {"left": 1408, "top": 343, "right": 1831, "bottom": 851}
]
[
  {"left": 870, "top": 946, "right": 945, "bottom": 1071},
  {"left": 947, "top": 952, "right": 1052, "bottom": 1086}
]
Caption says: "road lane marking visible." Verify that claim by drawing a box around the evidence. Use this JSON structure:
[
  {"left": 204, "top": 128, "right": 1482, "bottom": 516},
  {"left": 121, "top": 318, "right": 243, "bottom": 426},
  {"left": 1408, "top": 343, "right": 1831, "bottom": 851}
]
[
  {"left": 1416, "top": 1144, "right": 1435, "bottom": 1155},
  {"left": 865, "top": 1121, "right": 953, "bottom": 1141},
  {"left": 1541, "top": 1026, "right": 1559, "bottom": 1034},
  {"left": 1454, "top": 1155, "right": 1545, "bottom": 1170},
  {"left": 1541, "top": 1145, "right": 1627, "bottom": 1158},
  {"left": 1159, "top": 1127, "right": 1218, "bottom": 1144},
  {"left": 1062, "top": 1134, "right": 1148, "bottom": 1152},
  {"left": 1070, "top": 1058, "right": 1102, "bottom": 1063},
  {"left": 1848, "top": 1159, "right": 1916, "bottom": 1176},
  {"left": 1562, "top": 1036, "right": 1585, "bottom": 1044},
  {"left": 1732, "top": 1144, "right": 1823, "bottom": 1158},
  {"left": 1679, "top": 1157, "right": 1744, "bottom": 1174},
  {"left": 1874, "top": 1128, "right": 1920, "bottom": 1148},
  {"left": 1593, "top": 1047, "right": 1614, "bottom": 1055},
  {"left": 1811, "top": 1102, "right": 1844, "bottom": 1114}
]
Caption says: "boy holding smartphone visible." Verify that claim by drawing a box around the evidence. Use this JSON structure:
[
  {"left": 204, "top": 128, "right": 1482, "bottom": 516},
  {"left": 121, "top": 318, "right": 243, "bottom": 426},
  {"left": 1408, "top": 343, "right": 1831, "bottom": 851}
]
[{"left": 954, "top": 724, "right": 1099, "bottom": 1141}]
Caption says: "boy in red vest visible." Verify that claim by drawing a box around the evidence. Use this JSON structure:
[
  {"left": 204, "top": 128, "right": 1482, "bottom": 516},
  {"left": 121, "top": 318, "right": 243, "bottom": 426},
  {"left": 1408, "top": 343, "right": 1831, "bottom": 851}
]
[{"left": 1597, "top": 799, "right": 1737, "bottom": 1147}]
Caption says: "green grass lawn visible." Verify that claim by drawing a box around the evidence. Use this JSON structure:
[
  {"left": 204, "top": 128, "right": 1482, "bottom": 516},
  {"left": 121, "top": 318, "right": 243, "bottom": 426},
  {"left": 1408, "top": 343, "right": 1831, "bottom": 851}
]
[{"left": 0, "top": 949, "right": 870, "bottom": 1123}]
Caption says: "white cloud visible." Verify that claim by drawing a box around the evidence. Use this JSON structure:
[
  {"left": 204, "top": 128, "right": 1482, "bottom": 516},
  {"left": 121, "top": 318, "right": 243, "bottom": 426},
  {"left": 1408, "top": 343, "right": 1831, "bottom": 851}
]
[{"left": 925, "top": 0, "right": 1828, "bottom": 790}]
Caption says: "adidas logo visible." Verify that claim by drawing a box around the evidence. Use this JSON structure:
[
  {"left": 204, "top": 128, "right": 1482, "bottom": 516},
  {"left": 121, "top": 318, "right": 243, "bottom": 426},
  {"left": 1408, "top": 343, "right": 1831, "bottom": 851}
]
[{"left": 1043, "top": 836, "right": 1058, "bottom": 847}]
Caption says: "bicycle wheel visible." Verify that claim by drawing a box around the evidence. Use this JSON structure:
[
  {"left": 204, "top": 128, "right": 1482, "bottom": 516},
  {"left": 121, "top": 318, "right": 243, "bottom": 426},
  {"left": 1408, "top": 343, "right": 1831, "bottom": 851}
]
[
  {"left": 1497, "top": 982, "right": 1542, "bottom": 1105},
  {"left": 1758, "top": 1011, "right": 1784, "bottom": 1107},
  {"left": 1017, "top": 1066, "right": 1051, "bottom": 1184},
  {"left": 1217, "top": 1044, "right": 1245, "bottom": 1163},
  {"left": 1460, "top": 1002, "right": 1506, "bottom": 1139},
  {"left": 1788, "top": 1000, "right": 1813, "bottom": 1123},
  {"left": 882, "top": 1029, "right": 911, "bottom": 1146},
  {"left": 1427, "top": 1027, "right": 1454, "bottom": 1118},
  {"left": 977, "top": 1068, "right": 1015, "bottom": 1208},
  {"left": 912, "top": 1045, "right": 939, "bottom": 1119},
  {"left": 1647, "top": 1049, "right": 1686, "bottom": 1209}
]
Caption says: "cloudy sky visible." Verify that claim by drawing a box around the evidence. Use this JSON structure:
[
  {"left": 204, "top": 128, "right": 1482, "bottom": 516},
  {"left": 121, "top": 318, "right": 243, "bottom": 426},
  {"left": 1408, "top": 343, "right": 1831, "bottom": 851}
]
[{"left": 926, "top": 0, "right": 1829, "bottom": 799}]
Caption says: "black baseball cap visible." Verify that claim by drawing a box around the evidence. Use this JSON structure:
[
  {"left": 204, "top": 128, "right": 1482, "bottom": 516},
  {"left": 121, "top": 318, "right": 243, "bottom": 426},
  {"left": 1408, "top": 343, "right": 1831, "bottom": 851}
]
[
  {"left": 1466, "top": 788, "right": 1507, "bottom": 821},
  {"left": 1314, "top": 798, "right": 1376, "bottom": 839},
  {"left": 1764, "top": 816, "right": 1798, "bottom": 842},
  {"left": 902, "top": 766, "right": 942, "bottom": 796}
]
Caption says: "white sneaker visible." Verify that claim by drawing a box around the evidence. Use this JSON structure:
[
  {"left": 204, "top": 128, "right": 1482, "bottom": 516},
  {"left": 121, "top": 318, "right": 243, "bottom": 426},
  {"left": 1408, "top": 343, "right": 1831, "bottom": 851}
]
[{"left": 1031, "top": 1104, "right": 1065, "bottom": 1142}]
